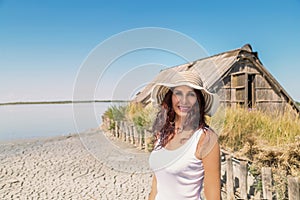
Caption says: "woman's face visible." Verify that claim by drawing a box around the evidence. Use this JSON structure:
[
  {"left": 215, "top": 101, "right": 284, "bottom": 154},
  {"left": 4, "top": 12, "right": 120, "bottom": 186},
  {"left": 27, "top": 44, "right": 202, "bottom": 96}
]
[{"left": 172, "top": 85, "right": 198, "bottom": 118}]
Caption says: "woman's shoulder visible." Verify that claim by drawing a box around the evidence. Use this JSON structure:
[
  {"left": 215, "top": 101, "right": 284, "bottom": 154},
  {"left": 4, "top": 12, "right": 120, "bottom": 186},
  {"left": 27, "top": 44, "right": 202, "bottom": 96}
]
[
  {"left": 195, "top": 127, "right": 219, "bottom": 159},
  {"left": 202, "top": 126, "right": 218, "bottom": 138},
  {"left": 195, "top": 126, "right": 218, "bottom": 140}
]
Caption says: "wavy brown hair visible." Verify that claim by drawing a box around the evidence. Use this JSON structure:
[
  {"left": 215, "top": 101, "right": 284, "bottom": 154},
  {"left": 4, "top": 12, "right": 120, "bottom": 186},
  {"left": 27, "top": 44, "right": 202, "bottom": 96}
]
[{"left": 152, "top": 88, "right": 208, "bottom": 149}]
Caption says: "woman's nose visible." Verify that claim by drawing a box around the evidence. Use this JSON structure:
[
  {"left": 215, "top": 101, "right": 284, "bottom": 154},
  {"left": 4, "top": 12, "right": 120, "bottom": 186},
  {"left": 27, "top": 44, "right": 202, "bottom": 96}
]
[{"left": 180, "top": 95, "right": 188, "bottom": 104}]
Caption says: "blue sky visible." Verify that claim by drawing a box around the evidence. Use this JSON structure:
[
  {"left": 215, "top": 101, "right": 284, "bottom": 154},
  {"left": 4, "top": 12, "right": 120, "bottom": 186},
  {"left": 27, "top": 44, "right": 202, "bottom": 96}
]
[{"left": 1, "top": 0, "right": 300, "bottom": 102}]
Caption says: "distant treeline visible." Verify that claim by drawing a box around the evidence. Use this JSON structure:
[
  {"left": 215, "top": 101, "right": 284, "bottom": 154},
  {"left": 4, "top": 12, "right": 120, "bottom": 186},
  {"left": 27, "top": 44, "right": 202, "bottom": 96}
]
[
  {"left": 297, "top": 101, "right": 300, "bottom": 106},
  {"left": 0, "top": 100, "right": 129, "bottom": 106}
]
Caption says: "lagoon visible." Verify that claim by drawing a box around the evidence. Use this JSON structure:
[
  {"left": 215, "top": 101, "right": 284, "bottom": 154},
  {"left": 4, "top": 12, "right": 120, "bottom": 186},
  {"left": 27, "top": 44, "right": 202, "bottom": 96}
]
[{"left": 0, "top": 102, "right": 116, "bottom": 142}]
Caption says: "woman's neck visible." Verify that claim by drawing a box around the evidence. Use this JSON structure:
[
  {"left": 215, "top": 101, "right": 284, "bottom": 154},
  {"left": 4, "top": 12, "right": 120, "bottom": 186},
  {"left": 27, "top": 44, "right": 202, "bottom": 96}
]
[{"left": 174, "top": 116, "right": 189, "bottom": 133}]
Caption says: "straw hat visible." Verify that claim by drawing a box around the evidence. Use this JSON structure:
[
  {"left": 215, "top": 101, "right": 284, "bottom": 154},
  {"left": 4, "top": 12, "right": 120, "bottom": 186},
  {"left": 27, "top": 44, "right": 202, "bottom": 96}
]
[{"left": 151, "top": 70, "right": 220, "bottom": 116}]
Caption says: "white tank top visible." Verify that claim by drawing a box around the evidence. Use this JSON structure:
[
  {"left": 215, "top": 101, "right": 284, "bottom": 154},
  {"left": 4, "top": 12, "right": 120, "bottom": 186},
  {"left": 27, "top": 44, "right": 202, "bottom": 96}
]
[{"left": 149, "top": 129, "right": 205, "bottom": 200}]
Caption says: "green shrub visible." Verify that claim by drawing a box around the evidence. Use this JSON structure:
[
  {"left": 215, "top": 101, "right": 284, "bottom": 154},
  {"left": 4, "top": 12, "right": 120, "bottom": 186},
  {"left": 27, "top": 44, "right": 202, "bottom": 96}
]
[
  {"left": 126, "top": 102, "right": 157, "bottom": 131},
  {"left": 102, "top": 104, "right": 127, "bottom": 129}
]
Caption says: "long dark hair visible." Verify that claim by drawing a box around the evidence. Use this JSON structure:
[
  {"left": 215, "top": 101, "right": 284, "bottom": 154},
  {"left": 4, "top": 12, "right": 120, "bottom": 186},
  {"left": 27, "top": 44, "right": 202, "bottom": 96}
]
[{"left": 152, "top": 88, "right": 208, "bottom": 149}]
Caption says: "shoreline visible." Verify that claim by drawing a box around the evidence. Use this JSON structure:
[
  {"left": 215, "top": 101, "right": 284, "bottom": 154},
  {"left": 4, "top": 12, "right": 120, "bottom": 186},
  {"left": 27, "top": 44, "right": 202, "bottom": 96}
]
[
  {"left": 0, "top": 128, "right": 152, "bottom": 199},
  {"left": 0, "top": 133, "right": 76, "bottom": 146},
  {"left": 0, "top": 100, "right": 129, "bottom": 106}
]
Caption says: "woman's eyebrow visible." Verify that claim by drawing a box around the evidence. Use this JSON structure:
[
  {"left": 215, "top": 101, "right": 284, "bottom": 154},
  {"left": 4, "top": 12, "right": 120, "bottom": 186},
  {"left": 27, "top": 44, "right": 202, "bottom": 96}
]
[
  {"left": 173, "top": 89, "right": 182, "bottom": 92},
  {"left": 188, "top": 91, "right": 196, "bottom": 94}
]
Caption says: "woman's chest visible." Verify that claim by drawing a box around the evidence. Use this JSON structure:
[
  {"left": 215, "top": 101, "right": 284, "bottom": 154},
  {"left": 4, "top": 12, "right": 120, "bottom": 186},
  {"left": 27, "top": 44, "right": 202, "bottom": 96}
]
[{"left": 165, "top": 131, "right": 194, "bottom": 150}]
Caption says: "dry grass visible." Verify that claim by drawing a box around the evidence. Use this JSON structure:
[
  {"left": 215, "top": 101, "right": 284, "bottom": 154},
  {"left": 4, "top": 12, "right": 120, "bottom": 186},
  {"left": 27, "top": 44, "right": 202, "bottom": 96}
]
[
  {"left": 218, "top": 107, "right": 298, "bottom": 147},
  {"left": 217, "top": 107, "right": 300, "bottom": 172},
  {"left": 215, "top": 107, "right": 300, "bottom": 198}
]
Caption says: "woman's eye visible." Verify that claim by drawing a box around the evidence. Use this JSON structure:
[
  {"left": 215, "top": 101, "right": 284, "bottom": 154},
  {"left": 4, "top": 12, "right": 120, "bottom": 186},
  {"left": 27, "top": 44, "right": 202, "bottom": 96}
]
[
  {"left": 188, "top": 92, "right": 196, "bottom": 97},
  {"left": 174, "top": 91, "right": 182, "bottom": 96}
]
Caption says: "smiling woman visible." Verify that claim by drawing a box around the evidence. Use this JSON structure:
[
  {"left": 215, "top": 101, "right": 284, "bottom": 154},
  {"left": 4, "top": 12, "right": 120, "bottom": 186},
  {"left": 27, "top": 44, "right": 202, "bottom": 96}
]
[
  {"left": 148, "top": 70, "right": 221, "bottom": 200},
  {"left": 172, "top": 86, "right": 198, "bottom": 117}
]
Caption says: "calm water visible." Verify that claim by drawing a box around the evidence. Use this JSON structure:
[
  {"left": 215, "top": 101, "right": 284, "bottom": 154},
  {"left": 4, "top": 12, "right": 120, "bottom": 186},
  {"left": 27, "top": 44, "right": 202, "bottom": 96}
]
[{"left": 0, "top": 102, "right": 115, "bottom": 142}]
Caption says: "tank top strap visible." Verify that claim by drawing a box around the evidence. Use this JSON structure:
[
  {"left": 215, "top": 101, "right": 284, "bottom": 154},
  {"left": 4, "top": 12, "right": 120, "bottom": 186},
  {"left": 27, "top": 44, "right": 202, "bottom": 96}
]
[
  {"left": 195, "top": 127, "right": 219, "bottom": 159},
  {"left": 194, "top": 128, "right": 205, "bottom": 142}
]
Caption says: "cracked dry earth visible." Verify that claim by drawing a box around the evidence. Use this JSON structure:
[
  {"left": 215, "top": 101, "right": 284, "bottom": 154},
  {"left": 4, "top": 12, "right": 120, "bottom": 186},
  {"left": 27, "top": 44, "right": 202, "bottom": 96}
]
[{"left": 0, "top": 129, "right": 152, "bottom": 200}]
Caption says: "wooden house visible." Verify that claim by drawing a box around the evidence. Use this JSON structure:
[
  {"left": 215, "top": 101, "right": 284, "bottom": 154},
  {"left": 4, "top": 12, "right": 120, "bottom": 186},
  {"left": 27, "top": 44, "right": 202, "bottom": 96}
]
[{"left": 134, "top": 44, "right": 299, "bottom": 115}]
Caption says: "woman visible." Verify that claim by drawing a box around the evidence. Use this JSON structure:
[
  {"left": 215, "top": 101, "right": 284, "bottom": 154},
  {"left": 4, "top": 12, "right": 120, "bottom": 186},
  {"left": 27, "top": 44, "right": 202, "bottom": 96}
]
[{"left": 148, "top": 70, "right": 221, "bottom": 200}]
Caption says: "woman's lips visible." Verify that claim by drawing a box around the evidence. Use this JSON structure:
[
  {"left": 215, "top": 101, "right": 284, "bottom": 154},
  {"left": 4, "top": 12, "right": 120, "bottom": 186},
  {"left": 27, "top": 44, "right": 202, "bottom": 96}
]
[{"left": 178, "top": 105, "right": 190, "bottom": 112}]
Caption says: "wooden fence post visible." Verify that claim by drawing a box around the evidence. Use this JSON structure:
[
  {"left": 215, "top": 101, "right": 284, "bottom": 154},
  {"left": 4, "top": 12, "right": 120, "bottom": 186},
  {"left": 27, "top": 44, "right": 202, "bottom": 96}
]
[
  {"left": 109, "top": 119, "right": 113, "bottom": 135},
  {"left": 239, "top": 161, "right": 248, "bottom": 199},
  {"left": 118, "top": 121, "right": 121, "bottom": 138},
  {"left": 114, "top": 121, "right": 119, "bottom": 137},
  {"left": 226, "top": 155, "right": 235, "bottom": 200},
  {"left": 122, "top": 121, "right": 126, "bottom": 142},
  {"left": 138, "top": 129, "right": 143, "bottom": 150},
  {"left": 119, "top": 121, "right": 122, "bottom": 140},
  {"left": 133, "top": 126, "right": 139, "bottom": 147},
  {"left": 261, "top": 167, "right": 273, "bottom": 200},
  {"left": 144, "top": 129, "right": 149, "bottom": 152},
  {"left": 120, "top": 121, "right": 123, "bottom": 140},
  {"left": 130, "top": 125, "right": 135, "bottom": 145},
  {"left": 288, "top": 176, "right": 300, "bottom": 200},
  {"left": 126, "top": 122, "right": 131, "bottom": 143}
]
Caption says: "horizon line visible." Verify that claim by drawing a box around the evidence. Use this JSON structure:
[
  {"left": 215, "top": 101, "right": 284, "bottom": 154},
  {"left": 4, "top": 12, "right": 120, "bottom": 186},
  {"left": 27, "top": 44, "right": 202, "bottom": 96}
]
[{"left": 0, "top": 100, "right": 130, "bottom": 106}]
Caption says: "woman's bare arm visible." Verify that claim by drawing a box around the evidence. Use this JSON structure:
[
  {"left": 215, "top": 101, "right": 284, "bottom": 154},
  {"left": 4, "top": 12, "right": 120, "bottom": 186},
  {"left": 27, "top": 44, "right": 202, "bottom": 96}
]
[
  {"left": 148, "top": 174, "right": 157, "bottom": 200},
  {"left": 202, "top": 141, "right": 221, "bottom": 200}
]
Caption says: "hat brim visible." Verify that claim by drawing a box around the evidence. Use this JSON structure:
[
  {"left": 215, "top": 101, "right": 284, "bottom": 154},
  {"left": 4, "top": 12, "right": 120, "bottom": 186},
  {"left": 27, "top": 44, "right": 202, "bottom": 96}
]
[{"left": 151, "top": 82, "right": 219, "bottom": 117}]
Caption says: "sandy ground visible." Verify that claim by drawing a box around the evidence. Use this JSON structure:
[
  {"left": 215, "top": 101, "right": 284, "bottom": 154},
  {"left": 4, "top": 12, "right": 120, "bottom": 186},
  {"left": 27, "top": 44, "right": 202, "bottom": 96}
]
[
  {"left": 0, "top": 128, "right": 228, "bottom": 200},
  {"left": 0, "top": 128, "right": 153, "bottom": 200}
]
